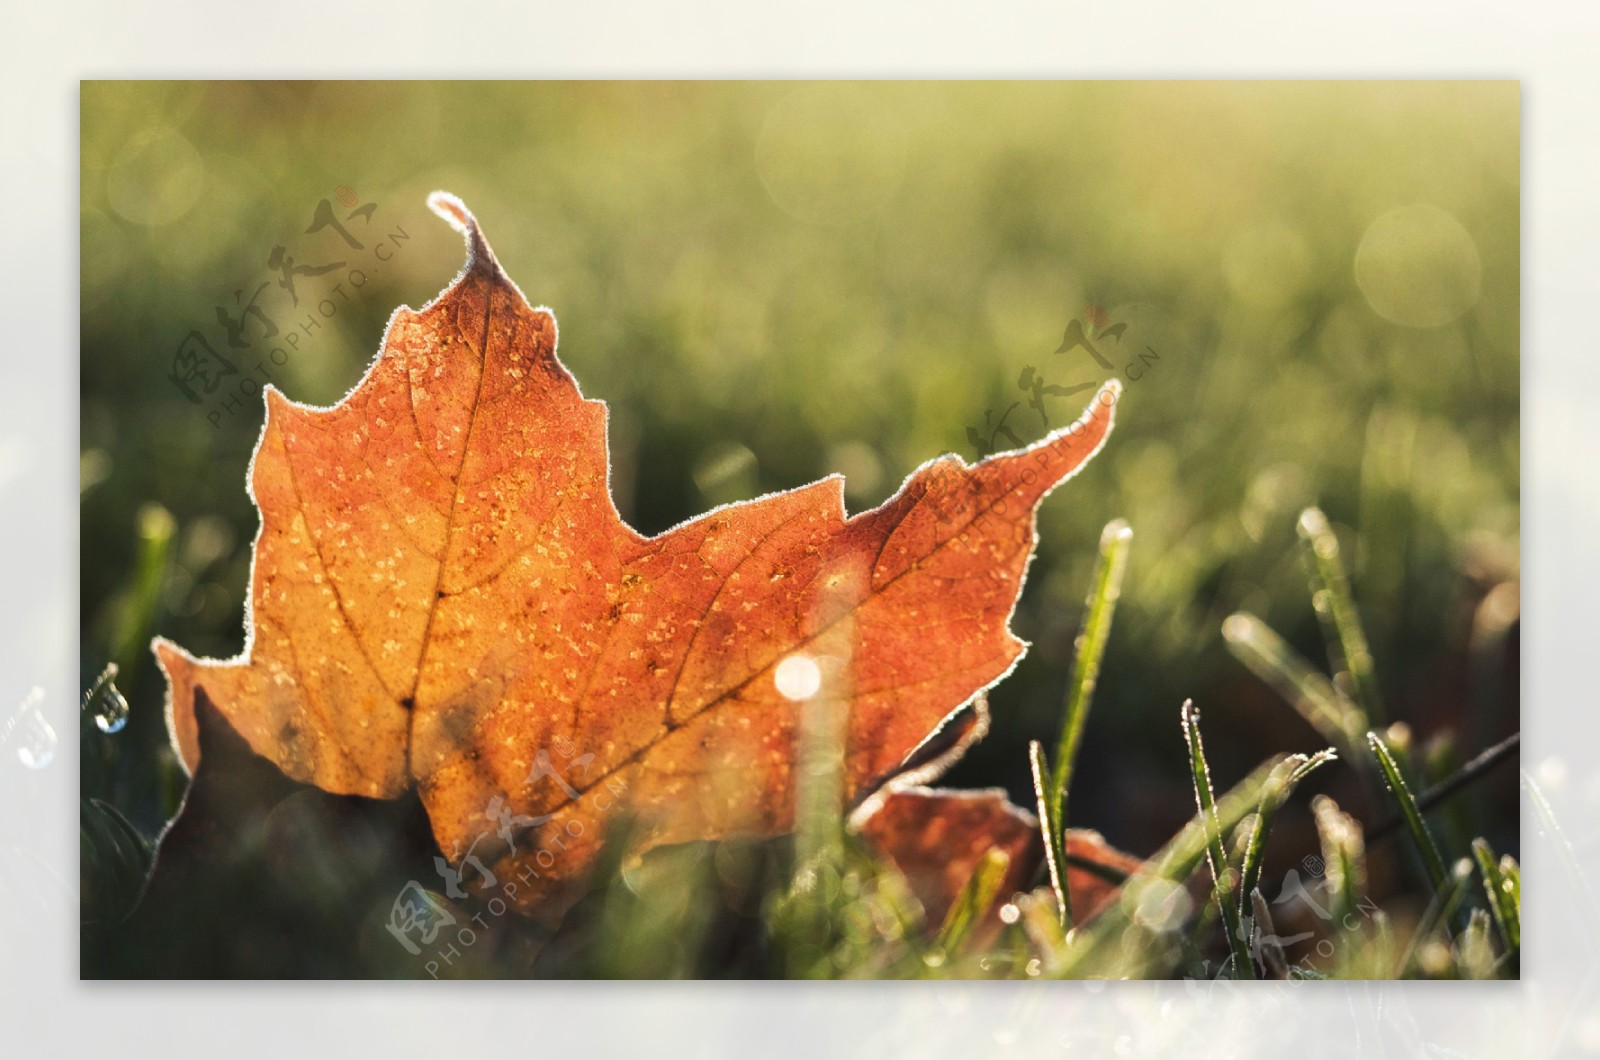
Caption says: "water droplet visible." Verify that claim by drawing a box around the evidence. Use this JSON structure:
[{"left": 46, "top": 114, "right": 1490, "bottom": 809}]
[
  {"left": 83, "top": 663, "right": 130, "bottom": 734},
  {"left": 3, "top": 688, "right": 57, "bottom": 769}
]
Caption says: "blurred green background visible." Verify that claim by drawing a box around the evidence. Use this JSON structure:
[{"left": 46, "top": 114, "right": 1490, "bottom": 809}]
[{"left": 79, "top": 82, "right": 1519, "bottom": 944}]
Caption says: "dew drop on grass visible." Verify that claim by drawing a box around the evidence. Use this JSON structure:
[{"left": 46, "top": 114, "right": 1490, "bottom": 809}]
[{"left": 84, "top": 663, "right": 130, "bottom": 734}]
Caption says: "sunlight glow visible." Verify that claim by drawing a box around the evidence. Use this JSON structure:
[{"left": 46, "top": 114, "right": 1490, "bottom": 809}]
[{"left": 774, "top": 654, "right": 822, "bottom": 702}]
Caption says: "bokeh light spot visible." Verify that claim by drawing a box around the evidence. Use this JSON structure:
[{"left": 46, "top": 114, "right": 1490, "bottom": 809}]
[
  {"left": 774, "top": 654, "right": 823, "bottom": 701},
  {"left": 106, "top": 126, "right": 205, "bottom": 227},
  {"left": 1355, "top": 204, "right": 1481, "bottom": 328},
  {"left": 755, "top": 85, "right": 907, "bottom": 225}
]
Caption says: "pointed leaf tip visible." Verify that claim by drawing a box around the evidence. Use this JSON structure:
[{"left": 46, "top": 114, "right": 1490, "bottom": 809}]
[
  {"left": 427, "top": 191, "right": 498, "bottom": 273},
  {"left": 427, "top": 191, "right": 476, "bottom": 235}
]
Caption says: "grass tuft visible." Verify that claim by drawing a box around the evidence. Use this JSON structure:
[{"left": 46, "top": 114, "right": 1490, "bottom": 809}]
[
  {"left": 1236, "top": 748, "right": 1336, "bottom": 919},
  {"left": 1180, "top": 700, "right": 1254, "bottom": 979},
  {"left": 1471, "top": 837, "right": 1519, "bottom": 972}
]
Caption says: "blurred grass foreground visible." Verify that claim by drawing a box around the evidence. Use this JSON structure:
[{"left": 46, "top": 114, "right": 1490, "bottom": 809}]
[{"left": 78, "top": 82, "right": 1518, "bottom": 978}]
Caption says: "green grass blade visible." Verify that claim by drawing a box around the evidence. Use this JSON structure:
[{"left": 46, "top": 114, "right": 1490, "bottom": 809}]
[
  {"left": 1370, "top": 732, "right": 1519, "bottom": 837},
  {"left": 1369, "top": 730, "right": 1464, "bottom": 934},
  {"left": 1236, "top": 748, "right": 1336, "bottom": 920},
  {"left": 1181, "top": 700, "right": 1254, "bottom": 979},
  {"left": 1497, "top": 854, "right": 1520, "bottom": 926},
  {"left": 1471, "top": 838, "right": 1519, "bottom": 964},
  {"left": 1222, "top": 611, "right": 1365, "bottom": 758},
  {"left": 1028, "top": 739, "right": 1070, "bottom": 927},
  {"left": 1380, "top": 721, "right": 1419, "bottom": 786},
  {"left": 932, "top": 847, "right": 1011, "bottom": 961},
  {"left": 1045, "top": 520, "right": 1132, "bottom": 890},
  {"left": 1289, "top": 749, "right": 1339, "bottom": 785},
  {"left": 1054, "top": 754, "right": 1286, "bottom": 979},
  {"left": 1297, "top": 507, "right": 1385, "bottom": 726}
]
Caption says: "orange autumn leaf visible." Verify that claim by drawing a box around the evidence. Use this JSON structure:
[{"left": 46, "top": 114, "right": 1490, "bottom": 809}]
[
  {"left": 154, "top": 193, "right": 1121, "bottom": 916},
  {"left": 856, "top": 787, "right": 1143, "bottom": 930},
  {"left": 856, "top": 787, "right": 1040, "bottom": 929}
]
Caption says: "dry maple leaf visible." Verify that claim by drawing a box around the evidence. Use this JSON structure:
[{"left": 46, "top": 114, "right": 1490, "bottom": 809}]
[
  {"left": 856, "top": 787, "right": 1143, "bottom": 934},
  {"left": 154, "top": 193, "right": 1120, "bottom": 917}
]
